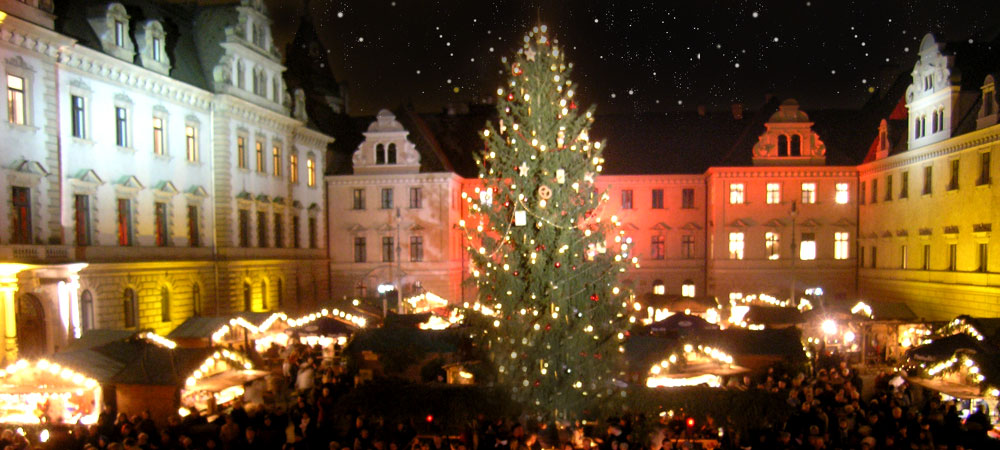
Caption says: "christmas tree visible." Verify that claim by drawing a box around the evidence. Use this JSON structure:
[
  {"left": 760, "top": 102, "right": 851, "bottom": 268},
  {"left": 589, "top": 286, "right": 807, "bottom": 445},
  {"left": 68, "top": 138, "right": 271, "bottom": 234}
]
[{"left": 461, "top": 25, "right": 635, "bottom": 420}]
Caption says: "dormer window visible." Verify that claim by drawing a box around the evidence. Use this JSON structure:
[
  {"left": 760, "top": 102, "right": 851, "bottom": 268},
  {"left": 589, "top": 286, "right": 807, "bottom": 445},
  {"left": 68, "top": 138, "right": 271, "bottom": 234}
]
[
  {"left": 376, "top": 144, "right": 386, "bottom": 164},
  {"left": 115, "top": 20, "right": 125, "bottom": 47},
  {"left": 777, "top": 135, "right": 788, "bottom": 156},
  {"left": 924, "top": 75, "right": 933, "bottom": 91},
  {"left": 790, "top": 135, "right": 801, "bottom": 156},
  {"left": 986, "top": 90, "right": 995, "bottom": 117},
  {"left": 388, "top": 143, "right": 397, "bottom": 164}
]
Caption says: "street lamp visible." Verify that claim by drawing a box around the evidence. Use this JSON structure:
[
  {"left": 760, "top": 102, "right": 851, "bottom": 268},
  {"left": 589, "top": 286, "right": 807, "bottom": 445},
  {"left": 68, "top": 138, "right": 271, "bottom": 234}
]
[
  {"left": 378, "top": 283, "right": 395, "bottom": 317},
  {"left": 789, "top": 200, "right": 798, "bottom": 305}
]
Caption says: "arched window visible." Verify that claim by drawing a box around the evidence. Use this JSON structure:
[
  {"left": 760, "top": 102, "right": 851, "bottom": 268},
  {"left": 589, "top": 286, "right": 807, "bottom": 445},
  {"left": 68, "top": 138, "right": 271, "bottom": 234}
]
[
  {"left": 260, "top": 280, "right": 268, "bottom": 310},
  {"left": 80, "top": 290, "right": 94, "bottom": 331},
  {"left": 123, "top": 288, "right": 137, "bottom": 328},
  {"left": 790, "top": 135, "right": 801, "bottom": 156},
  {"left": 160, "top": 286, "right": 171, "bottom": 323},
  {"left": 236, "top": 61, "right": 245, "bottom": 89},
  {"left": 192, "top": 283, "right": 202, "bottom": 316},
  {"left": 652, "top": 279, "right": 665, "bottom": 295},
  {"left": 243, "top": 282, "right": 252, "bottom": 311},
  {"left": 277, "top": 279, "right": 283, "bottom": 309},
  {"left": 388, "top": 143, "right": 397, "bottom": 164},
  {"left": 931, "top": 110, "right": 939, "bottom": 133},
  {"left": 777, "top": 135, "right": 788, "bottom": 157},
  {"left": 376, "top": 144, "right": 386, "bottom": 164}
]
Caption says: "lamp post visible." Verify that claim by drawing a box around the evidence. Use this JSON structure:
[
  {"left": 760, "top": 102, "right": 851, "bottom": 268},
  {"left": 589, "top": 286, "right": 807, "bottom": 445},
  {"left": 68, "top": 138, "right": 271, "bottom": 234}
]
[
  {"left": 790, "top": 201, "right": 798, "bottom": 305},
  {"left": 395, "top": 207, "right": 403, "bottom": 314}
]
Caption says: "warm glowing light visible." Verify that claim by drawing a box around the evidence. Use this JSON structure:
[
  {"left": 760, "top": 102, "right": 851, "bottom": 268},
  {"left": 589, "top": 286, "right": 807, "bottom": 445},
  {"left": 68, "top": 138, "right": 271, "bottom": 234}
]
[{"left": 821, "top": 320, "right": 837, "bottom": 335}]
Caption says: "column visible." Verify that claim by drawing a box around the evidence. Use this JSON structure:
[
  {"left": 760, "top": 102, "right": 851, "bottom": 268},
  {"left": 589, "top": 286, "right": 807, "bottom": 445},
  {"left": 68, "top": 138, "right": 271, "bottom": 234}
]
[{"left": 0, "top": 274, "right": 18, "bottom": 364}]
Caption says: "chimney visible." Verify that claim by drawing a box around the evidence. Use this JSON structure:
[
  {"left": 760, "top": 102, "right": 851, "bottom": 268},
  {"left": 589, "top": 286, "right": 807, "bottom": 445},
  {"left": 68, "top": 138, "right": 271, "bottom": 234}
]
[
  {"left": 697, "top": 105, "right": 707, "bottom": 117},
  {"left": 731, "top": 103, "right": 744, "bottom": 120}
]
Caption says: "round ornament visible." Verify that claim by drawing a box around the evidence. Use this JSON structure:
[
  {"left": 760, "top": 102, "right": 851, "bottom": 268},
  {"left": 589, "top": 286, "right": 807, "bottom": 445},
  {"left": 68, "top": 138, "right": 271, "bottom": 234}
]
[{"left": 537, "top": 185, "right": 553, "bottom": 199}]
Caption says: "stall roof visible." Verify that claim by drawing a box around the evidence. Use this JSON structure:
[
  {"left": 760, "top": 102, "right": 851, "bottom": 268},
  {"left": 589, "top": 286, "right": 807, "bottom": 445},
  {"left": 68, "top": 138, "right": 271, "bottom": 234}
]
[
  {"left": 65, "top": 329, "right": 140, "bottom": 351},
  {"left": 289, "top": 316, "right": 356, "bottom": 336},
  {"left": 745, "top": 306, "right": 805, "bottom": 327},
  {"left": 906, "top": 377, "right": 984, "bottom": 399},
  {"left": 187, "top": 369, "right": 268, "bottom": 393},
  {"left": 638, "top": 294, "right": 720, "bottom": 312},
  {"left": 868, "top": 301, "right": 917, "bottom": 322},
  {"left": 638, "top": 314, "right": 720, "bottom": 335},
  {"left": 167, "top": 316, "right": 233, "bottom": 340},
  {"left": 626, "top": 327, "right": 806, "bottom": 370},
  {"left": 51, "top": 336, "right": 229, "bottom": 386}
]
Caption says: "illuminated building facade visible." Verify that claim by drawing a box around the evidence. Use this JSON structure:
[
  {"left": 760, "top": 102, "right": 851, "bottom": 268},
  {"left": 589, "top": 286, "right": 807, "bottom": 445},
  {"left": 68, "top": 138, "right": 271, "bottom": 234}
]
[
  {"left": 0, "top": 0, "right": 330, "bottom": 363},
  {"left": 858, "top": 34, "right": 1000, "bottom": 319}
]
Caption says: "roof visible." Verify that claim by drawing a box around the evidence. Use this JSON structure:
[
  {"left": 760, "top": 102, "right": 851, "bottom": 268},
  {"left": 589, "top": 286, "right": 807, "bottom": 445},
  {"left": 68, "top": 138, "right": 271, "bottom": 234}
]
[
  {"left": 346, "top": 327, "right": 460, "bottom": 355},
  {"left": 167, "top": 316, "right": 232, "bottom": 340},
  {"left": 744, "top": 306, "right": 805, "bottom": 327},
  {"left": 625, "top": 327, "right": 807, "bottom": 371},
  {"left": 64, "top": 329, "right": 139, "bottom": 351}
]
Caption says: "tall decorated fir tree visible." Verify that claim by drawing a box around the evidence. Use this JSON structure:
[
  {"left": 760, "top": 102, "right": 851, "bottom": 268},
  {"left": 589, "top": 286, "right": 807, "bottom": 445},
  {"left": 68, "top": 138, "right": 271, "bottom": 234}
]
[{"left": 462, "top": 25, "right": 634, "bottom": 420}]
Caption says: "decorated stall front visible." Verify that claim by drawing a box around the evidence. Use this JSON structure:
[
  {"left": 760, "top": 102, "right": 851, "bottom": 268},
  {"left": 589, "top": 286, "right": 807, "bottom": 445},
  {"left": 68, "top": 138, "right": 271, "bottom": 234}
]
[
  {"left": 0, "top": 359, "right": 100, "bottom": 425},
  {"left": 168, "top": 312, "right": 290, "bottom": 354},
  {"left": 51, "top": 332, "right": 265, "bottom": 424},
  {"left": 901, "top": 332, "right": 1000, "bottom": 423}
]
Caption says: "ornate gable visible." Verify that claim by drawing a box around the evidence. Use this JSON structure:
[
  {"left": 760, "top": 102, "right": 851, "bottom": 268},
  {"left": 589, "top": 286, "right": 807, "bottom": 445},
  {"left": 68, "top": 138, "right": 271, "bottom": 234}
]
[
  {"left": 751, "top": 99, "right": 826, "bottom": 166},
  {"left": 87, "top": 3, "right": 136, "bottom": 62},
  {"left": 351, "top": 109, "right": 422, "bottom": 175},
  {"left": 135, "top": 20, "right": 171, "bottom": 76}
]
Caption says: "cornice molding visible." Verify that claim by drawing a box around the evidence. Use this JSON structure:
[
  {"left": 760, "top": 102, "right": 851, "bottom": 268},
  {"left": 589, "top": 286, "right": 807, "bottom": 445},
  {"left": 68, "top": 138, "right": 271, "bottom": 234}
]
[
  {"left": 0, "top": 16, "right": 72, "bottom": 60},
  {"left": 859, "top": 125, "right": 1000, "bottom": 175},
  {"left": 58, "top": 45, "right": 213, "bottom": 111},
  {"left": 326, "top": 172, "right": 461, "bottom": 186}
]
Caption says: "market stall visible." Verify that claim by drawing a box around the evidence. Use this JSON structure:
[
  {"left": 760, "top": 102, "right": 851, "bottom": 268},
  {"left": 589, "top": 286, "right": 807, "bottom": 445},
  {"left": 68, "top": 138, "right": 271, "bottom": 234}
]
[
  {"left": 0, "top": 359, "right": 100, "bottom": 425},
  {"left": 167, "top": 312, "right": 290, "bottom": 353},
  {"left": 901, "top": 332, "right": 1000, "bottom": 423}
]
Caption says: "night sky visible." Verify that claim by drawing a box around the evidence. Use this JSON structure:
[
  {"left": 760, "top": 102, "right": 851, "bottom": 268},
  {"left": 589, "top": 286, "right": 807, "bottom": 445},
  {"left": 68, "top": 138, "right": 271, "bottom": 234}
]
[{"left": 265, "top": 1, "right": 1000, "bottom": 116}]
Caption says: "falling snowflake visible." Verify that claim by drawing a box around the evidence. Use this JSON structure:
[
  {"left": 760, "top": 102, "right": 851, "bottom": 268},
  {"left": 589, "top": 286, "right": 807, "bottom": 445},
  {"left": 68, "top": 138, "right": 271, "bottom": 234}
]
[
  {"left": 337, "top": 11, "right": 344, "bottom": 18},
  {"left": 752, "top": 11, "right": 759, "bottom": 18}
]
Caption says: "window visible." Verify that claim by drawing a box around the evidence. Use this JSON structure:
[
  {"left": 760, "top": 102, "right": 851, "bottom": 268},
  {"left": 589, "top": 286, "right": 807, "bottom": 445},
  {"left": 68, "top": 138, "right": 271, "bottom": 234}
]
[
  {"left": 236, "top": 61, "right": 245, "bottom": 89},
  {"left": 308, "top": 217, "right": 317, "bottom": 249},
  {"left": 292, "top": 215, "right": 301, "bottom": 248},
  {"left": 765, "top": 231, "right": 780, "bottom": 260},
  {"left": 651, "top": 189, "right": 664, "bottom": 209},
  {"left": 935, "top": 109, "right": 945, "bottom": 133},
  {"left": 859, "top": 245, "right": 865, "bottom": 267},
  {"left": 651, "top": 235, "right": 665, "bottom": 260},
  {"left": 410, "top": 187, "right": 422, "bottom": 209},
  {"left": 870, "top": 179, "right": 878, "bottom": 204},
  {"left": 900, "top": 172, "right": 909, "bottom": 199},
  {"left": 901, "top": 245, "right": 908, "bottom": 269},
  {"left": 652, "top": 280, "right": 665, "bottom": 295},
  {"left": 979, "top": 152, "right": 992, "bottom": 186},
  {"left": 243, "top": 282, "right": 251, "bottom": 311},
  {"left": 352, "top": 189, "right": 366, "bottom": 210},
  {"left": 923, "top": 166, "right": 933, "bottom": 195},
  {"left": 388, "top": 143, "right": 397, "bottom": 164},
  {"left": 152, "top": 37, "right": 161, "bottom": 62},
  {"left": 123, "top": 288, "right": 137, "bottom": 328},
  {"left": 884, "top": 175, "right": 893, "bottom": 201},
  {"left": 187, "top": 205, "right": 199, "bottom": 247},
  {"left": 681, "top": 281, "right": 696, "bottom": 298},
  {"left": 160, "top": 286, "right": 170, "bottom": 323},
  {"left": 114, "top": 20, "right": 125, "bottom": 47},
  {"left": 376, "top": 144, "right": 385, "bottom": 164},
  {"left": 272, "top": 146, "right": 282, "bottom": 176},
  {"left": 766, "top": 183, "right": 781, "bottom": 205},
  {"left": 192, "top": 283, "right": 202, "bottom": 316},
  {"left": 260, "top": 281, "right": 268, "bottom": 309},
  {"left": 777, "top": 135, "right": 788, "bottom": 156},
  {"left": 257, "top": 211, "right": 268, "bottom": 247},
  {"left": 307, "top": 156, "right": 316, "bottom": 187},
  {"left": 7, "top": 74, "right": 25, "bottom": 125},
  {"left": 12, "top": 187, "right": 32, "bottom": 244},
  {"left": 871, "top": 246, "right": 877, "bottom": 268},
  {"left": 729, "top": 183, "right": 745, "bottom": 204},
  {"left": 931, "top": 109, "right": 940, "bottom": 133},
  {"left": 71, "top": 95, "right": 86, "bottom": 138},
  {"left": 948, "top": 243, "right": 957, "bottom": 271},
  {"left": 185, "top": 125, "right": 198, "bottom": 162},
  {"left": 790, "top": 135, "right": 801, "bottom": 156},
  {"left": 681, "top": 188, "right": 695, "bottom": 209},
  {"left": 238, "top": 209, "right": 250, "bottom": 247},
  {"left": 381, "top": 188, "right": 393, "bottom": 209},
  {"left": 621, "top": 189, "right": 633, "bottom": 209},
  {"left": 117, "top": 198, "right": 132, "bottom": 246},
  {"left": 237, "top": 137, "right": 247, "bottom": 169},
  {"left": 74, "top": 194, "right": 91, "bottom": 246},
  {"left": 834, "top": 232, "right": 849, "bottom": 260},
  {"left": 801, "top": 183, "right": 816, "bottom": 204},
  {"left": 728, "top": 232, "right": 745, "bottom": 260},
  {"left": 948, "top": 159, "right": 959, "bottom": 190},
  {"left": 274, "top": 213, "right": 284, "bottom": 248},
  {"left": 922, "top": 244, "right": 930, "bottom": 270},
  {"left": 979, "top": 243, "right": 988, "bottom": 273},
  {"left": 152, "top": 117, "right": 165, "bottom": 155},
  {"left": 154, "top": 202, "right": 168, "bottom": 247},
  {"left": 382, "top": 236, "right": 394, "bottom": 262},
  {"left": 681, "top": 235, "right": 694, "bottom": 259},
  {"left": 354, "top": 237, "right": 366, "bottom": 262},
  {"left": 289, "top": 153, "right": 299, "bottom": 183},
  {"left": 115, "top": 106, "right": 128, "bottom": 147},
  {"left": 834, "top": 183, "right": 849, "bottom": 204},
  {"left": 80, "top": 291, "right": 94, "bottom": 331},
  {"left": 859, "top": 181, "right": 866, "bottom": 205},
  {"left": 799, "top": 233, "right": 816, "bottom": 260},
  {"left": 410, "top": 236, "right": 424, "bottom": 262},
  {"left": 256, "top": 141, "right": 265, "bottom": 173}
]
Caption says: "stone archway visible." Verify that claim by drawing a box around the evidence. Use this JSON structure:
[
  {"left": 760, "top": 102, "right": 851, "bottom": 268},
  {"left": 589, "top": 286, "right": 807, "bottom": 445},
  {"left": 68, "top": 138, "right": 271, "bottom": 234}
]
[{"left": 15, "top": 293, "right": 46, "bottom": 359}]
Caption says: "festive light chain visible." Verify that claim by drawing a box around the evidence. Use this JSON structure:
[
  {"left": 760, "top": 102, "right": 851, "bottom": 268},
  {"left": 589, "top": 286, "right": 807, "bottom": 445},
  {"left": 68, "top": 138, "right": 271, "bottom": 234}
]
[
  {"left": 918, "top": 353, "right": 994, "bottom": 395},
  {"left": 645, "top": 344, "right": 735, "bottom": 389},
  {"left": 851, "top": 301, "right": 873, "bottom": 319},
  {"left": 140, "top": 332, "right": 178, "bottom": 349},
  {"left": 899, "top": 326, "right": 933, "bottom": 348},
  {"left": 184, "top": 349, "right": 253, "bottom": 388},
  {"left": 939, "top": 318, "right": 986, "bottom": 341},
  {"left": 284, "top": 308, "right": 367, "bottom": 329},
  {"left": 1, "top": 359, "right": 99, "bottom": 390},
  {"left": 210, "top": 312, "right": 289, "bottom": 344}
]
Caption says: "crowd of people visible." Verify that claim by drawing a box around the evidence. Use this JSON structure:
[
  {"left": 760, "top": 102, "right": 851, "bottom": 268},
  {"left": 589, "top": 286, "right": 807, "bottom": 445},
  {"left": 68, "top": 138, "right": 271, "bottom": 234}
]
[{"left": 2, "top": 341, "right": 998, "bottom": 450}]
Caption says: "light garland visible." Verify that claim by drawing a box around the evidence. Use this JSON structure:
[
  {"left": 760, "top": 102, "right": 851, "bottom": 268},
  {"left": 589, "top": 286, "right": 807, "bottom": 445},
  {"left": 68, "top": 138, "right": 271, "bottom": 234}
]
[
  {"left": 0, "top": 359, "right": 101, "bottom": 425},
  {"left": 184, "top": 349, "right": 253, "bottom": 388},
  {"left": 140, "top": 332, "right": 178, "bottom": 349},
  {"left": 940, "top": 317, "right": 986, "bottom": 341},
  {"left": 851, "top": 301, "right": 873, "bottom": 319}
]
